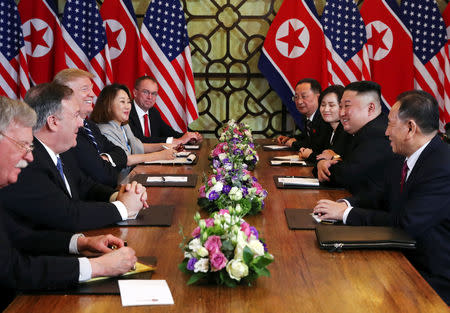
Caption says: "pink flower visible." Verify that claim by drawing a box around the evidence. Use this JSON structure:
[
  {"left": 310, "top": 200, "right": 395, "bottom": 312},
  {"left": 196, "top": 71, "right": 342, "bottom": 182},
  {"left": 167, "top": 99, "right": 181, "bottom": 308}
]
[
  {"left": 198, "top": 185, "right": 206, "bottom": 198},
  {"left": 210, "top": 251, "right": 227, "bottom": 271},
  {"left": 205, "top": 218, "right": 214, "bottom": 227},
  {"left": 219, "top": 209, "right": 229, "bottom": 215},
  {"left": 191, "top": 227, "right": 201, "bottom": 237},
  {"left": 204, "top": 235, "right": 222, "bottom": 253},
  {"left": 241, "top": 222, "right": 251, "bottom": 238}
]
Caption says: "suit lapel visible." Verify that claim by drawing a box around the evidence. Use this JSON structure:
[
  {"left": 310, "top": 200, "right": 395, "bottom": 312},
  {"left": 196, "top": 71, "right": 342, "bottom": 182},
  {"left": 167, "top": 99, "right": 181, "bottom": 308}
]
[
  {"left": 33, "top": 138, "right": 72, "bottom": 199},
  {"left": 130, "top": 103, "right": 144, "bottom": 137}
]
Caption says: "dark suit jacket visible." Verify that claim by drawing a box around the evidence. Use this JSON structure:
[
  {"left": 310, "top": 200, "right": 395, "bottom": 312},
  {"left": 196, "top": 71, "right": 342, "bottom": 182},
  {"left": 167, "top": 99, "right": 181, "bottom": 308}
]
[
  {"left": 0, "top": 206, "right": 78, "bottom": 310},
  {"left": 70, "top": 119, "right": 127, "bottom": 187},
  {"left": 128, "top": 103, "right": 183, "bottom": 143},
  {"left": 325, "top": 113, "right": 394, "bottom": 194},
  {"left": 0, "top": 138, "right": 123, "bottom": 232},
  {"left": 308, "top": 122, "right": 353, "bottom": 163},
  {"left": 345, "top": 135, "right": 450, "bottom": 305},
  {"left": 291, "top": 109, "right": 332, "bottom": 154}
]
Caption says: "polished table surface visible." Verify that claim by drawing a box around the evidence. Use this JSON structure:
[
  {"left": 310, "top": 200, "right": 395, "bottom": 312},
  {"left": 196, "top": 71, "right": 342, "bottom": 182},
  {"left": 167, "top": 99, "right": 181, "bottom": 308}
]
[{"left": 6, "top": 139, "right": 449, "bottom": 313}]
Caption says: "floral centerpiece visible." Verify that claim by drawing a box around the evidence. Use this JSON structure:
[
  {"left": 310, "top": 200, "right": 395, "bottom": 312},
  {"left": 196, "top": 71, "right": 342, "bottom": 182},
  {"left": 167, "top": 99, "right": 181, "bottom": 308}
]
[
  {"left": 210, "top": 140, "right": 259, "bottom": 171},
  {"left": 218, "top": 119, "right": 253, "bottom": 144},
  {"left": 198, "top": 166, "right": 267, "bottom": 215},
  {"left": 179, "top": 210, "right": 274, "bottom": 287}
]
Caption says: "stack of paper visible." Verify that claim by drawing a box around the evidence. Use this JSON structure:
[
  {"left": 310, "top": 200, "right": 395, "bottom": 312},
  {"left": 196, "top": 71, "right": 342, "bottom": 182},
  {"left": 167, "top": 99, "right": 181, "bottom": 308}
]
[{"left": 146, "top": 176, "right": 188, "bottom": 183}]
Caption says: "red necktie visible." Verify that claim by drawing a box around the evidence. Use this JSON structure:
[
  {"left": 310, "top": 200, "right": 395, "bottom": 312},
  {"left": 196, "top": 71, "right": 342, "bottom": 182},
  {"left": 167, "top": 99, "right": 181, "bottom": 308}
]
[
  {"left": 143, "top": 113, "right": 150, "bottom": 137},
  {"left": 400, "top": 161, "right": 409, "bottom": 192}
]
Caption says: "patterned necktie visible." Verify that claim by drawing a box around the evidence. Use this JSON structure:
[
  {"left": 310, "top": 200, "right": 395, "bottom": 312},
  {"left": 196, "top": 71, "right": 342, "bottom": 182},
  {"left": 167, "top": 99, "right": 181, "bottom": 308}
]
[
  {"left": 306, "top": 119, "right": 312, "bottom": 137},
  {"left": 143, "top": 113, "right": 151, "bottom": 137},
  {"left": 56, "top": 156, "right": 65, "bottom": 181},
  {"left": 83, "top": 120, "right": 100, "bottom": 153},
  {"left": 400, "top": 161, "right": 409, "bottom": 192}
]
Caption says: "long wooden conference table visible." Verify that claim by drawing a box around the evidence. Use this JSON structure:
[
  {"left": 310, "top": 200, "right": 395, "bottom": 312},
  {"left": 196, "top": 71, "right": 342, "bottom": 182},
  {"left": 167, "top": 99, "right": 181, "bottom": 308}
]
[{"left": 5, "top": 139, "right": 449, "bottom": 313}]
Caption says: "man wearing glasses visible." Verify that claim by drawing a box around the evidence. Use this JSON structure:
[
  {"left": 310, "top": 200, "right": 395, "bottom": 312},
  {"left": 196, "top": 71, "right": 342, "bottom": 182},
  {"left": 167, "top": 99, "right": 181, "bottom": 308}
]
[
  {"left": 0, "top": 96, "right": 137, "bottom": 310},
  {"left": 276, "top": 78, "right": 331, "bottom": 153},
  {"left": 128, "top": 76, "right": 202, "bottom": 145}
]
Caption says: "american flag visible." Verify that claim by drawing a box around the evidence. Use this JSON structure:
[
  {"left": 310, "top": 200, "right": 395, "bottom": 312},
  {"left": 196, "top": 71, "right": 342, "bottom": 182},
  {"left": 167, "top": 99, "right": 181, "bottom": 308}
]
[
  {"left": 322, "top": 0, "right": 371, "bottom": 86},
  {"left": 401, "top": 0, "right": 450, "bottom": 128},
  {"left": 61, "top": 0, "right": 112, "bottom": 95},
  {"left": 0, "top": 0, "right": 29, "bottom": 99},
  {"left": 140, "top": 0, "right": 198, "bottom": 133}
]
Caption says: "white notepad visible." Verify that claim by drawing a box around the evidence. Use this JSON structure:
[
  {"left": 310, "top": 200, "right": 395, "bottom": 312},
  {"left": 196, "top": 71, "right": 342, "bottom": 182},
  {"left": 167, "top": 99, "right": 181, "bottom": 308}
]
[
  {"left": 273, "top": 154, "right": 301, "bottom": 161},
  {"left": 278, "top": 177, "right": 320, "bottom": 186},
  {"left": 146, "top": 176, "right": 188, "bottom": 183},
  {"left": 118, "top": 280, "right": 174, "bottom": 306},
  {"left": 264, "top": 145, "right": 289, "bottom": 150},
  {"left": 144, "top": 154, "right": 196, "bottom": 164},
  {"left": 270, "top": 160, "right": 307, "bottom": 166},
  {"left": 184, "top": 144, "right": 200, "bottom": 149}
]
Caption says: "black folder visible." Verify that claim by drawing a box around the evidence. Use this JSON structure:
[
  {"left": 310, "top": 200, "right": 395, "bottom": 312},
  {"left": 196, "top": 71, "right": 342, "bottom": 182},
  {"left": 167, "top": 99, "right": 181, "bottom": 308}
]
[
  {"left": 116, "top": 205, "right": 174, "bottom": 227},
  {"left": 315, "top": 225, "right": 416, "bottom": 251},
  {"left": 132, "top": 174, "right": 197, "bottom": 187},
  {"left": 23, "top": 256, "right": 157, "bottom": 295},
  {"left": 284, "top": 209, "right": 317, "bottom": 230}
]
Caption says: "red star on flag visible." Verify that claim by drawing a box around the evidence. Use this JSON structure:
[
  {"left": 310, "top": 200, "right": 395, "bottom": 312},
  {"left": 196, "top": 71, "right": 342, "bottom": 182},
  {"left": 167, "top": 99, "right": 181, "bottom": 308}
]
[
  {"left": 106, "top": 23, "right": 122, "bottom": 50},
  {"left": 367, "top": 25, "right": 389, "bottom": 56},
  {"left": 278, "top": 22, "right": 305, "bottom": 55},
  {"left": 24, "top": 23, "right": 49, "bottom": 54}
]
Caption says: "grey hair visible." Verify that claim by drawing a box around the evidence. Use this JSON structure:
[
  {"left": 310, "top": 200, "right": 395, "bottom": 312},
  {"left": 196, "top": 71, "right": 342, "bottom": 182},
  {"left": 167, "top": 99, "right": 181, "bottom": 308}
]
[
  {"left": 0, "top": 96, "right": 37, "bottom": 136},
  {"left": 24, "top": 83, "right": 73, "bottom": 132}
]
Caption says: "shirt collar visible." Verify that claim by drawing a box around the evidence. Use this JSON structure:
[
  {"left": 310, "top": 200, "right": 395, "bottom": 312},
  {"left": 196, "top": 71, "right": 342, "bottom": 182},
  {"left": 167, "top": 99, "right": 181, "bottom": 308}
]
[
  {"left": 307, "top": 110, "right": 316, "bottom": 122},
  {"left": 134, "top": 101, "right": 147, "bottom": 118},
  {"left": 36, "top": 138, "right": 59, "bottom": 166},
  {"left": 405, "top": 139, "right": 432, "bottom": 174}
]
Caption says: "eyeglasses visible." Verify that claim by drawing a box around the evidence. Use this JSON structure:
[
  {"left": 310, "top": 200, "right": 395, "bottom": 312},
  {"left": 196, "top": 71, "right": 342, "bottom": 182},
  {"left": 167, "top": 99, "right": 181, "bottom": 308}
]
[
  {"left": 291, "top": 94, "right": 310, "bottom": 102},
  {"left": 138, "top": 89, "right": 158, "bottom": 97},
  {"left": 0, "top": 132, "right": 34, "bottom": 154}
]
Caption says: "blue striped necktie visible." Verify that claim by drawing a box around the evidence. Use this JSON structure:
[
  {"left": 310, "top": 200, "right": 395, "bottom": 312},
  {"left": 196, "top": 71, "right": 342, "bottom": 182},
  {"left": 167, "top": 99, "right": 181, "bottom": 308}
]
[
  {"left": 83, "top": 120, "right": 100, "bottom": 153},
  {"left": 56, "top": 156, "right": 65, "bottom": 181}
]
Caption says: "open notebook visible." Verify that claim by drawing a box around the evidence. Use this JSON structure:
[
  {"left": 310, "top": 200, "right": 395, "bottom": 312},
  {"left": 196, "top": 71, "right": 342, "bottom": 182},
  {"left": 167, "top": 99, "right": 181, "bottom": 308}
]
[{"left": 144, "top": 153, "right": 196, "bottom": 165}]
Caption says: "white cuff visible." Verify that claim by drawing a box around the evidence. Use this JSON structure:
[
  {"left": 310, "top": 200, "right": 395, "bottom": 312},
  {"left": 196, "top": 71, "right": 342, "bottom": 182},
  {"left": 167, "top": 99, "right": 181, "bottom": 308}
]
[
  {"left": 100, "top": 153, "right": 116, "bottom": 167},
  {"left": 112, "top": 201, "right": 128, "bottom": 220},
  {"left": 166, "top": 137, "right": 173, "bottom": 144},
  {"left": 69, "top": 233, "right": 84, "bottom": 254},
  {"left": 78, "top": 257, "right": 92, "bottom": 282},
  {"left": 338, "top": 199, "right": 353, "bottom": 224}
]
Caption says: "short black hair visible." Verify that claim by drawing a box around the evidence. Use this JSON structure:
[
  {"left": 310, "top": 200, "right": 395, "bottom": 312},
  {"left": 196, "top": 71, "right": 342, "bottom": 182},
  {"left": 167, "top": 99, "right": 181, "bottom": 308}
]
[
  {"left": 318, "top": 85, "right": 344, "bottom": 105},
  {"left": 396, "top": 90, "right": 439, "bottom": 134},
  {"left": 344, "top": 81, "right": 381, "bottom": 99},
  {"left": 296, "top": 78, "right": 322, "bottom": 94}
]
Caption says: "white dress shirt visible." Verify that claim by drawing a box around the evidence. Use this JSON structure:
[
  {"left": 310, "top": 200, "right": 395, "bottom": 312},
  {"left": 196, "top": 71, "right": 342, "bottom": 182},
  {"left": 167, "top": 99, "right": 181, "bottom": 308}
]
[{"left": 134, "top": 101, "right": 173, "bottom": 143}]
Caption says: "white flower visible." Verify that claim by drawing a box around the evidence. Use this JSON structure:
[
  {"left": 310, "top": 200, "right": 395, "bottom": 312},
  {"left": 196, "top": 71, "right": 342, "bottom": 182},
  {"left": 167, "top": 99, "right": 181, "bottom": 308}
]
[
  {"left": 248, "top": 239, "right": 265, "bottom": 257},
  {"left": 218, "top": 153, "right": 227, "bottom": 161},
  {"left": 188, "top": 238, "right": 202, "bottom": 253},
  {"left": 211, "top": 181, "right": 223, "bottom": 193},
  {"left": 194, "top": 258, "right": 209, "bottom": 273},
  {"left": 229, "top": 187, "right": 243, "bottom": 201},
  {"left": 184, "top": 251, "right": 193, "bottom": 259},
  {"left": 226, "top": 259, "right": 249, "bottom": 281},
  {"left": 196, "top": 247, "right": 209, "bottom": 258},
  {"left": 235, "top": 203, "right": 242, "bottom": 214}
]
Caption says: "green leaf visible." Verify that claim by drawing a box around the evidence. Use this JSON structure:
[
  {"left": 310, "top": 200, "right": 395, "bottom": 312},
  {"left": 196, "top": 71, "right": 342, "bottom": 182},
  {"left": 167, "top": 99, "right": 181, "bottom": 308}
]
[
  {"left": 221, "top": 240, "right": 234, "bottom": 252},
  {"left": 187, "top": 272, "right": 206, "bottom": 285},
  {"left": 243, "top": 246, "right": 253, "bottom": 264},
  {"left": 253, "top": 267, "right": 270, "bottom": 277},
  {"left": 251, "top": 255, "right": 274, "bottom": 269},
  {"left": 178, "top": 260, "right": 190, "bottom": 274}
]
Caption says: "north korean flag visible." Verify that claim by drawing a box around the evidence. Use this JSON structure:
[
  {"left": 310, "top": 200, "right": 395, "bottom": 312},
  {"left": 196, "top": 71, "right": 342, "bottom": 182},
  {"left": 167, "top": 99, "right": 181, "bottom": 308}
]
[
  {"left": 258, "top": 0, "right": 327, "bottom": 128},
  {"left": 361, "top": 0, "right": 414, "bottom": 110},
  {"left": 18, "top": 0, "right": 66, "bottom": 84},
  {"left": 100, "top": 0, "right": 145, "bottom": 92}
]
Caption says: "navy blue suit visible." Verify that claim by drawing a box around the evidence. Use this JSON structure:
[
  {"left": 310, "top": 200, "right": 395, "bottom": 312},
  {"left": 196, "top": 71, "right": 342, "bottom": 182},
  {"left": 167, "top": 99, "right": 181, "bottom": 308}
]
[
  {"left": 0, "top": 138, "right": 123, "bottom": 232},
  {"left": 128, "top": 103, "right": 183, "bottom": 143},
  {"left": 346, "top": 135, "right": 450, "bottom": 304},
  {"left": 70, "top": 119, "right": 127, "bottom": 187}
]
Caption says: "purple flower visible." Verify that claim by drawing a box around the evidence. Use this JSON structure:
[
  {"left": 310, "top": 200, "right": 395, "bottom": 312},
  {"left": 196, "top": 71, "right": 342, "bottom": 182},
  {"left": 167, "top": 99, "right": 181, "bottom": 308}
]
[
  {"left": 208, "top": 191, "right": 219, "bottom": 201},
  {"left": 212, "top": 159, "right": 221, "bottom": 168},
  {"left": 187, "top": 257, "right": 198, "bottom": 271},
  {"left": 191, "top": 227, "right": 201, "bottom": 238},
  {"left": 250, "top": 226, "right": 259, "bottom": 239},
  {"left": 232, "top": 175, "right": 238, "bottom": 181},
  {"left": 249, "top": 142, "right": 255, "bottom": 148},
  {"left": 234, "top": 149, "right": 243, "bottom": 155},
  {"left": 222, "top": 185, "right": 231, "bottom": 194},
  {"left": 242, "top": 187, "right": 248, "bottom": 197},
  {"left": 252, "top": 176, "right": 258, "bottom": 182},
  {"left": 262, "top": 241, "right": 268, "bottom": 252},
  {"left": 261, "top": 200, "right": 265, "bottom": 208}
]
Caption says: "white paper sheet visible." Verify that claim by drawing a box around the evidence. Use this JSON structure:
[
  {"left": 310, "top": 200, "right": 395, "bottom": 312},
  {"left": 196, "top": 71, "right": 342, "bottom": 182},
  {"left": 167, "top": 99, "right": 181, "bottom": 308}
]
[
  {"left": 273, "top": 154, "right": 301, "bottom": 161},
  {"left": 184, "top": 144, "right": 200, "bottom": 149},
  {"left": 270, "top": 160, "right": 307, "bottom": 166},
  {"left": 146, "top": 176, "right": 188, "bottom": 183},
  {"left": 118, "top": 280, "right": 174, "bottom": 306},
  {"left": 278, "top": 177, "right": 320, "bottom": 186},
  {"left": 264, "top": 145, "right": 289, "bottom": 150}
]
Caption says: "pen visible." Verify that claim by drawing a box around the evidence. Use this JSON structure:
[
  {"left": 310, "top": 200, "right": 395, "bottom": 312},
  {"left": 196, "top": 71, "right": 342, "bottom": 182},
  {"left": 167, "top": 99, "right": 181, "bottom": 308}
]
[{"left": 162, "top": 145, "right": 170, "bottom": 150}]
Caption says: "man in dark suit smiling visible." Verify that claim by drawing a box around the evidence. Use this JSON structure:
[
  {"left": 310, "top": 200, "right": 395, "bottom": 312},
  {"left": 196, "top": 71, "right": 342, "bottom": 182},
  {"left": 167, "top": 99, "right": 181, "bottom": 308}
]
[{"left": 314, "top": 90, "right": 450, "bottom": 304}]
